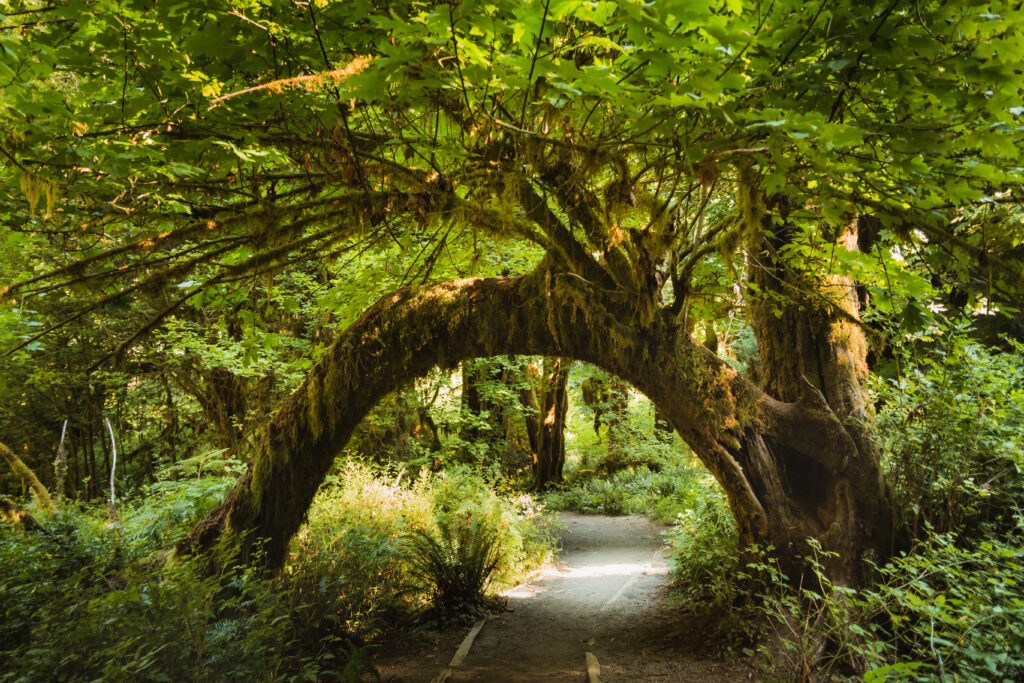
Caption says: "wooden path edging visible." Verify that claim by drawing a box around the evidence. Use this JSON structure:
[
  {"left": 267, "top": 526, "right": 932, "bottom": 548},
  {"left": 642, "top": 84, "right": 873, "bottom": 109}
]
[
  {"left": 585, "top": 651, "right": 601, "bottom": 683},
  {"left": 429, "top": 618, "right": 486, "bottom": 683}
]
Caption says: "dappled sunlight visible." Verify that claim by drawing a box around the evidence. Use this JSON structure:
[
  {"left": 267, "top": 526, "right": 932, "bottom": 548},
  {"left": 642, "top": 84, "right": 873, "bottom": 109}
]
[
  {"left": 504, "top": 555, "right": 668, "bottom": 602},
  {"left": 554, "top": 561, "right": 659, "bottom": 579}
]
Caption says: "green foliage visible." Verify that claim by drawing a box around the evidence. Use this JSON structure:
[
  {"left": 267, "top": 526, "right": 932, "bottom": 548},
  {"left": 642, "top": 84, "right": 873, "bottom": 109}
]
[
  {"left": 873, "top": 325, "right": 1024, "bottom": 537},
  {"left": 641, "top": 325, "right": 1024, "bottom": 677},
  {"left": 545, "top": 414, "right": 705, "bottom": 521},
  {"left": 743, "top": 542, "right": 869, "bottom": 680},
  {"left": 404, "top": 519, "right": 501, "bottom": 619},
  {"left": 743, "top": 536, "right": 1024, "bottom": 683},
  {"left": 0, "top": 516, "right": 374, "bottom": 682},
  {"left": 0, "top": 461, "right": 553, "bottom": 680},
  {"left": 664, "top": 481, "right": 739, "bottom": 611},
  {"left": 857, "top": 535, "right": 1024, "bottom": 682},
  {"left": 545, "top": 461, "right": 705, "bottom": 522},
  {"left": 123, "top": 452, "right": 246, "bottom": 550},
  {"left": 2, "top": 0, "right": 1023, "bottom": 674},
  {"left": 288, "top": 461, "right": 552, "bottom": 634}
]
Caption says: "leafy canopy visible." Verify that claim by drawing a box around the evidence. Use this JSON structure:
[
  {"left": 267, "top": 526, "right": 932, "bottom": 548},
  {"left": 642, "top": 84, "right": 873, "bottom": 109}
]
[{"left": 1, "top": 0, "right": 1022, "bottom": 356}]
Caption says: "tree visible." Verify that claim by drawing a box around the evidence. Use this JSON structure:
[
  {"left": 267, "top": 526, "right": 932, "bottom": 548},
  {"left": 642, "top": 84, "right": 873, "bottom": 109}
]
[
  {"left": 2, "top": 0, "right": 1022, "bottom": 585},
  {"left": 522, "top": 357, "right": 570, "bottom": 490}
]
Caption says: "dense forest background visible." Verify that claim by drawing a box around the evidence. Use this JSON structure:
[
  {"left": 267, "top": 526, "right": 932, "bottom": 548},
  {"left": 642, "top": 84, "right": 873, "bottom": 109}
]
[{"left": 2, "top": 0, "right": 1023, "bottom": 680}]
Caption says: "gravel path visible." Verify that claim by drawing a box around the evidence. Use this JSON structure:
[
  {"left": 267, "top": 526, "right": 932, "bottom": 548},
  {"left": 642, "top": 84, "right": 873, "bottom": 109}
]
[{"left": 377, "top": 512, "right": 756, "bottom": 682}]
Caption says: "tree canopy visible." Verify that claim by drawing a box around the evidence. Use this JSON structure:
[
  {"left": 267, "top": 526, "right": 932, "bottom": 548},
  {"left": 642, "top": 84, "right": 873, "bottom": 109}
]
[{"left": 3, "top": 0, "right": 1022, "bottom": 346}]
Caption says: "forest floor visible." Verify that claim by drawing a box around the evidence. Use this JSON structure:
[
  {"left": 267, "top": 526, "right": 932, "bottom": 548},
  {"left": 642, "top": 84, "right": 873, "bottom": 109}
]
[{"left": 375, "top": 512, "right": 757, "bottom": 682}]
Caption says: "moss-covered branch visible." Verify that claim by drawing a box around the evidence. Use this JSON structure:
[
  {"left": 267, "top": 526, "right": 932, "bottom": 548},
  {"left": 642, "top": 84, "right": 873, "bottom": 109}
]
[
  {"left": 184, "top": 264, "right": 773, "bottom": 569},
  {"left": 0, "top": 441, "right": 55, "bottom": 514}
]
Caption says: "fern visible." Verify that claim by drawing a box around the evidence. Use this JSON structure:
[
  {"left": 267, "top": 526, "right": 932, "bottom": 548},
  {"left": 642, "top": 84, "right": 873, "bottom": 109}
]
[{"left": 404, "top": 518, "right": 502, "bottom": 617}]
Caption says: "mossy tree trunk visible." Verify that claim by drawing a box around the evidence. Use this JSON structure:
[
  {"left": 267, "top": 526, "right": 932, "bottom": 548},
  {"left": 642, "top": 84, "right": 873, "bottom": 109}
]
[
  {"left": 525, "top": 357, "right": 569, "bottom": 490},
  {"left": 187, "top": 254, "right": 891, "bottom": 585},
  {"left": 603, "top": 377, "right": 631, "bottom": 469},
  {"left": 1, "top": 441, "right": 55, "bottom": 513},
  {"left": 739, "top": 195, "right": 894, "bottom": 584}
]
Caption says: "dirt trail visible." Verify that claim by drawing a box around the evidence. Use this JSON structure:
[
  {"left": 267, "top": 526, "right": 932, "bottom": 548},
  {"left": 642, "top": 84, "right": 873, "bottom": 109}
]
[{"left": 377, "top": 512, "right": 755, "bottom": 682}]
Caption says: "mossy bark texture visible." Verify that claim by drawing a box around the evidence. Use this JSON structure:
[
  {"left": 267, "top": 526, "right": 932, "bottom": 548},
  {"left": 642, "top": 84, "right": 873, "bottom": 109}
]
[
  {"left": 188, "top": 252, "right": 891, "bottom": 585},
  {"left": 1, "top": 441, "right": 55, "bottom": 514},
  {"left": 526, "top": 357, "right": 569, "bottom": 490}
]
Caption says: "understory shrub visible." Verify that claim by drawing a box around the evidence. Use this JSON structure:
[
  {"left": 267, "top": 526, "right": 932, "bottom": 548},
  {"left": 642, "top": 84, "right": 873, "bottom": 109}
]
[
  {"left": 545, "top": 457, "right": 706, "bottom": 523},
  {"left": 0, "top": 519, "right": 372, "bottom": 682},
  {"left": 404, "top": 518, "right": 501, "bottom": 618},
  {"left": 747, "top": 536, "right": 1024, "bottom": 683},
  {"left": 856, "top": 535, "right": 1024, "bottom": 682},
  {"left": 291, "top": 462, "right": 553, "bottom": 633},
  {"left": 873, "top": 330, "right": 1024, "bottom": 538},
  {"left": 0, "top": 461, "right": 553, "bottom": 681},
  {"left": 664, "top": 478, "right": 739, "bottom": 611}
]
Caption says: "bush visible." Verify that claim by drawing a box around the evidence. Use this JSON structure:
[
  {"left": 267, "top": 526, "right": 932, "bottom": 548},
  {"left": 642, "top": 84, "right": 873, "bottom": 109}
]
[
  {"left": 856, "top": 535, "right": 1024, "bottom": 682},
  {"left": 405, "top": 518, "right": 501, "bottom": 618},
  {"left": 123, "top": 451, "right": 246, "bottom": 551},
  {"left": 0, "top": 461, "right": 554, "bottom": 681},
  {"left": 664, "top": 479, "right": 739, "bottom": 611},
  {"left": 744, "top": 534, "right": 1024, "bottom": 683},
  {"left": 290, "top": 462, "right": 553, "bottom": 633},
  {"left": 0, "top": 516, "right": 372, "bottom": 682},
  {"left": 873, "top": 330, "right": 1024, "bottom": 538},
  {"left": 545, "top": 455, "right": 707, "bottom": 523}
]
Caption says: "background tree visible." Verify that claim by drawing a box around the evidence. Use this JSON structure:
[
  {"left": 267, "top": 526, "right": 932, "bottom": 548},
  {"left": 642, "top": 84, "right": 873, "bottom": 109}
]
[{"left": 521, "top": 357, "right": 570, "bottom": 490}]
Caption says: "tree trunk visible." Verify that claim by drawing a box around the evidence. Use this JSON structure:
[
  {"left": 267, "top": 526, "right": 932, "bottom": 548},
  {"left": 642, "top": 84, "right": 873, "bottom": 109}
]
[
  {"left": 201, "top": 367, "right": 248, "bottom": 450},
  {"left": 186, "top": 261, "right": 892, "bottom": 586},
  {"left": 527, "top": 357, "right": 569, "bottom": 490},
  {"left": 738, "top": 180, "right": 894, "bottom": 585},
  {"left": 603, "top": 377, "right": 630, "bottom": 467},
  {"left": 0, "top": 441, "right": 55, "bottom": 513}
]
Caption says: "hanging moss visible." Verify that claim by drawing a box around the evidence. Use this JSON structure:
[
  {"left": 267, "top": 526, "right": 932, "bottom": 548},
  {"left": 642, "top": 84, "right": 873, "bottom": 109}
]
[{"left": 185, "top": 260, "right": 892, "bottom": 586}]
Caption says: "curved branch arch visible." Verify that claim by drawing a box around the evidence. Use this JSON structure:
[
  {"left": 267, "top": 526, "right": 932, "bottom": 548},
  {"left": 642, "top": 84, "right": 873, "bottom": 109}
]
[{"left": 186, "top": 262, "right": 889, "bottom": 585}]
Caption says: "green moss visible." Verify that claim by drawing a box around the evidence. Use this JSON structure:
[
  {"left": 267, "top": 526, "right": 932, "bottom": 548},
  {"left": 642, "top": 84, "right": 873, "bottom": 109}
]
[{"left": 306, "top": 372, "right": 324, "bottom": 440}]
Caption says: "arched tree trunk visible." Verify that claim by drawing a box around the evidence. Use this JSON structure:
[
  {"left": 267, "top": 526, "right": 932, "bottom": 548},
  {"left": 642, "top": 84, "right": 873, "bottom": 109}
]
[{"left": 186, "top": 259, "right": 891, "bottom": 586}]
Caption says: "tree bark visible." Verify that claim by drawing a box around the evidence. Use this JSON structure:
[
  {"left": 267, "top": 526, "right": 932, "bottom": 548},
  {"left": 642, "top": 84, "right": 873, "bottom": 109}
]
[
  {"left": 186, "top": 260, "right": 891, "bottom": 586},
  {"left": 526, "top": 357, "right": 569, "bottom": 490},
  {"left": 739, "top": 180, "right": 894, "bottom": 585}
]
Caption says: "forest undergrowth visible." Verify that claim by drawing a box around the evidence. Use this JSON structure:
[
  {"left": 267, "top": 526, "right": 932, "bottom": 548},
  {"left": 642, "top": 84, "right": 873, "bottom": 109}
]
[
  {"left": 0, "top": 461, "right": 553, "bottom": 681},
  {"left": 2, "top": 333, "right": 1023, "bottom": 682},
  {"left": 543, "top": 330, "right": 1024, "bottom": 682}
]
